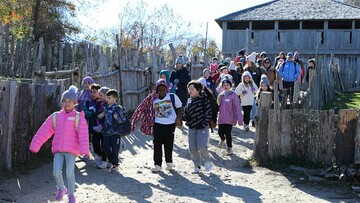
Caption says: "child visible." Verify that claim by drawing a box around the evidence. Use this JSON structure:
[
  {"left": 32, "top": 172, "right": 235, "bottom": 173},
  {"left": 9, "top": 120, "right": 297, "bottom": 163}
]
[
  {"left": 151, "top": 79, "right": 183, "bottom": 172},
  {"left": 29, "top": 86, "right": 89, "bottom": 203},
  {"left": 77, "top": 76, "right": 94, "bottom": 112},
  {"left": 93, "top": 86, "right": 110, "bottom": 168},
  {"left": 99, "top": 89, "right": 127, "bottom": 173},
  {"left": 183, "top": 80, "right": 212, "bottom": 174},
  {"left": 217, "top": 79, "right": 243, "bottom": 155},
  {"left": 257, "top": 75, "right": 282, "bottom": 107},
  {"left": 160, "top": 69, "right": 174, "bottom": 93},
  {"left": 235, "top": 71, "right": 258, "bottom": 131},
  {"left": 82, "top": 83, "right": 103, "bottom": 166}
]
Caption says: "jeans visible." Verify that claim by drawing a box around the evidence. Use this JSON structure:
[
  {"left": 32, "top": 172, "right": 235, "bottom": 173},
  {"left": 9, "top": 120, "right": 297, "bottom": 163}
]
[
  {"left": 218, "top": 124, "right": 233, "bottom": 148},
  {"left": 188, "top": 127, "right": 210, "bottom": 167},
  {"left": 53, "top": 152, "right": 76, "bottom": 195},
  {"left": 103, "top": 134, "right": 121, "bottom": 166},
  {"left": 153, "top": 123, "right": 176, "bottom": 166}
]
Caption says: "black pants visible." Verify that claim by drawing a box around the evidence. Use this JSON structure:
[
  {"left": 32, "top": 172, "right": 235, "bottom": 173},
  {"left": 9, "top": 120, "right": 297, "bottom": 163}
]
[
  {"left": 283, "top": 81, "right": 294, "bottom": 102},
  {"left": 91, "top": 131, "right": 106, "bottom": 161},
  {"left": 102, "top": 134, "right": 121, "bottom": 166},
  {"left": 218, "top": 124, "right": 233, "bottom": 148},
  {"left": 153, "top": 123, "right": 176, "bottom": 166},
  {"left": 242, "top": 105, "right": 252, "bottom": 125}
]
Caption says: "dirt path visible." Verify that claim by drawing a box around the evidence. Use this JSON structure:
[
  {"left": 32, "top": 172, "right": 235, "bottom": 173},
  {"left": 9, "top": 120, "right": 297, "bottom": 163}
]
[{"left": 1, "top": 126, "right": 359, "bottom": 203}]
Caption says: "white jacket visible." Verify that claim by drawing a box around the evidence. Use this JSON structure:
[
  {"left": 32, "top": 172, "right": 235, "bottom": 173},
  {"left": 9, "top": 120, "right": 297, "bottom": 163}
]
[{"left": 235, "top": 71, "right": 258, "bottom": 106}]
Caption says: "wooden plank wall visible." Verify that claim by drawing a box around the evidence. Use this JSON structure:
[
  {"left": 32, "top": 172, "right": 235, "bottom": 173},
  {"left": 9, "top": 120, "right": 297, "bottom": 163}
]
[
  {"left": 257, "top": 109, "right": 357, "bottom": 166},
  {"left": 0, "top": 80, "right": 62, "bottom": 170}
]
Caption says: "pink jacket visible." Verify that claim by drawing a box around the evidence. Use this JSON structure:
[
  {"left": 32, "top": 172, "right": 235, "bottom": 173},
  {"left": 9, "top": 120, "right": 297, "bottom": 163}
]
[
  {"left": 29, "top": 109, "right": 89, "bottom": 156},
  {"left": 218, "top": 91, "right": 243, "bottom": 126}
]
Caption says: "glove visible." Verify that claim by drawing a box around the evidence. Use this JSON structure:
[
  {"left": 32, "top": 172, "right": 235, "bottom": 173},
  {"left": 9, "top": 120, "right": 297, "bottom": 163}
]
[{"left": 93, "top": 125, "right": 103, "bottom": 133}]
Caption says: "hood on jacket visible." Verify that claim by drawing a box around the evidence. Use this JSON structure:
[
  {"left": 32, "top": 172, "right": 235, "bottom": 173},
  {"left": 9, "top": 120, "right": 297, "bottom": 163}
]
[
  {"left": 242, "top": 71, "right": 252, "bottom": 81},
  {"left": 154, "top": 79, "right": 169, "bottom": 93},
  {"left": 159, "top": 69, "right": 171, "bottom": 84}
]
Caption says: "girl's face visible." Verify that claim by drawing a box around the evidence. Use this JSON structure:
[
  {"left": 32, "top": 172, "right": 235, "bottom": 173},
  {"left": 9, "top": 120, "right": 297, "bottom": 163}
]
[
  {"left": 244, "top": 76, "right": 250, "bottom": 83},
  {"left": 221, "top": 69, "right": 229, "bottom": 74},
  {"left": 222, "top": 82, "right": 231, "bottom": 91},
  {"left": 62, "top": 99, "right": 76, "bottom": 112},
  {"left": 308, "top": 62, "right": 315, "bottom": 69},
  {"left": 99, "top": 92, "right": 107, "bottom": 102},
  {"left": 263, "top": 60, "right": 271, "bottom": 68},
  {"left": 188, "top": 84, "right": 200, "bottom": 98},
  {"left": 157, "top": 85, "right": 167, "bottom": 99},
  {"left": 261, "top": 84, "right": 268, "bottom": 91},
  {"left": 160, "top": 74, "right": 166, "bottom": 80},
  {"left": 204, "top": 71, "right": 210, "bottom": 78},
  {"left": 91, "top": 89, "right": 99, "bottom": 100},
  {"left": 83, "top": 81, "right": 91, "bottom": 90}
]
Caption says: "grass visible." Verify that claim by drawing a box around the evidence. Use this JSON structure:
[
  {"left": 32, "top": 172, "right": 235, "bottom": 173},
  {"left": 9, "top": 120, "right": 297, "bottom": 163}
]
[{"left": 324, "top": 93, "right": 360, "bottom": 112}]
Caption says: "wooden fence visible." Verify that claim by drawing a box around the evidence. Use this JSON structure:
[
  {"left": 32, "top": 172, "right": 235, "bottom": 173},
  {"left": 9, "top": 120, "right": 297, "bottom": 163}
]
[
  {"left": 0, "top": 80, "right": 65, "bottom": 170},
  {"left": 254, "top": 96, "right": 359, "bottom": 167}
]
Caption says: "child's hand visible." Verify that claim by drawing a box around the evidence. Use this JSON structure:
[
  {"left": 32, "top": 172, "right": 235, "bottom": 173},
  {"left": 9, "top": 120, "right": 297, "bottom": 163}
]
[
  {"left": 98, "top": 112, "right": 105, "bottom": 119},
  {"left": 175, "top": 118, "right": 182, "bottom": 127},
  {"left": 113, "top": 114, "right": 118, "bottom": 119},
  {"left": 251, "top": 88, "right": 256, "bottom": 92},
  {"left": 242, "top": 90, "right": 247, "bottom": 95}
]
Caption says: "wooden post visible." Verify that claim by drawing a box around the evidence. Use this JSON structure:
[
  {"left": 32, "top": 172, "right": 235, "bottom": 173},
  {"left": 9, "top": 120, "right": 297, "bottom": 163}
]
[
  {"left": 4, "top": 24, "right": 9, "bottom": 77},
  {"left": 291, "top": 109, "right": 308, "bottom": 159},
  {"left": 116, "top": 34, "right": 124, "bottom": 106},
  {"left": 253, "top": 92, "right": 272, "bottom": 165},
  {"left": 268, "top": 109, "right": 282, "bottom": 159},
  {"left": 335, "top": 109, "right": 358, "bottom": 166},
  {"left": 259, "top": 91, "right": 272, "bottom": 108},
  {"left": 6, "top": 81, "right": 17, "bottom": 170},
  {"left": 0, "top": 21, "right": 3, "bottom": 76},
  {"left": 280, "top": 110, "right": 292, "bottom": 157},
  {"left": 273, "top": 80, "right": 279, "bottom": 110},
  {"left": 169, "top": 43, "right": 176, "bottom": 66},
  {"left": 355, "top": 112, "right": 360, "bottom": 165},
  {"left": 13, "top": 39, "right": 21, "bottom": 77},
  {"left": 292, "top": 82, "right": 300, "bottom": 108}
]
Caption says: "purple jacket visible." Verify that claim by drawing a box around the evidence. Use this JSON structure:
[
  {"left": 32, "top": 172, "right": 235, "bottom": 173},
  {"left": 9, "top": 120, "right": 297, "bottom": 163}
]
[{"left": 217, "top": 91, "right": 243, "bottom": 126}]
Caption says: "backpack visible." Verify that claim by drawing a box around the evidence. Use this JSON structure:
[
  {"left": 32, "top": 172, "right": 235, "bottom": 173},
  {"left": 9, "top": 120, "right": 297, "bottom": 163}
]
[
  {"left": 52, "top": 111, "right": 80, "bottom": 131},
  {"left": 203, "top": 88, "right": 219, "bottom": 129},
  {"left": 281, "top": 61, "right": 303, "bottom": 83},
  {"left": 120, "top": 106, "right": 131, "bottom": 136}
]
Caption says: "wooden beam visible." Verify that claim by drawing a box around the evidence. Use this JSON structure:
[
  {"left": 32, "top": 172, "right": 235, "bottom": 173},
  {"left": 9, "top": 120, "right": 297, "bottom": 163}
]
[{"left": 45, "top": 67, "right": 79, "bottom": 76}]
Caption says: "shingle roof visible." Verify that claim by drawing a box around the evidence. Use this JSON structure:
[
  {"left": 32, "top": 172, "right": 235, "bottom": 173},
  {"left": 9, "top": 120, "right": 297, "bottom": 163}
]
[{"left": 215, "top": 0, "right": 360, "bottom": 27}]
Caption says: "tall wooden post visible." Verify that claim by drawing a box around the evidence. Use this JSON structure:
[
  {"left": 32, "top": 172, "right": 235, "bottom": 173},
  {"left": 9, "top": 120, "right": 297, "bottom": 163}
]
[{"left": 116, "top": 34, "right": 124, "bottom": 106}]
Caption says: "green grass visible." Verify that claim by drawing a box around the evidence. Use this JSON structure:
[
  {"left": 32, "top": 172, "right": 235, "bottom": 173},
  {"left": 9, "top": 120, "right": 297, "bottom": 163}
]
[{"left": 325, "top": 93, "right": 360, "bottom": 111}]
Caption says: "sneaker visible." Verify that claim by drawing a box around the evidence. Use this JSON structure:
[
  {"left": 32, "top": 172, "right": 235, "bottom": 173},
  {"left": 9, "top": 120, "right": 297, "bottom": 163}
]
[
  {"left": 68, "top": 194, "right": 76, "bottom": 203},
  {"left": 227, "top": 147, "right": 233, "bottom": 155},
  {"left": 110, "top": 165, "right": 119, "bottom": 173},
  {"left": 97, "top": 161, "right": 108, "bottom": 169},
  {"left": 192, "top": 166, "right": 201, "bottom": 174},
  {"left": 93, "top": 125, "right": 103, "bottom": 133},
  {"left": 106, "top": 162, "right": 112, "bottom": 168},
  {"left": 204, "top": 161, "right": 212, "bottom": 172},
  {"left": 165, "top": 163, "right": 174, "bottom": 171},
  {"left": 218, "top": 140, "right": 225, "bottom": 149},
  {"left": 252, "top": 121, "right": 255, "bottom": 127},
  {"left": 55, "top": 186, "right": 68, "bottom": 200},
  {"left": 94, "top": 155, "right": 101, "bottom": 165},
  {"left": 151, "top": 165, "right": 162, "bottom": 173},
  {"left": 244, "top": 125, "right": 249, "bottom": 132},
  {"left": 81, "top": 155, "right": 89, "bottom": 161}
]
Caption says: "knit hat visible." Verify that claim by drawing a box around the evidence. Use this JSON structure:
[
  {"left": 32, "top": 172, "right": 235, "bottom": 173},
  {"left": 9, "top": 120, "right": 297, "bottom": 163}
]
[
  {"left": 294, "top": 51, "right": 300, "bottom": 60},
  {"left": 175, "top": 55, "right": 184, "bottom": 65},
  {"left": 238, "top": 48, "right": 246, "bottom": 55},
  {"left": 220, "top": 73, "right": 233, "bottom": 82},
  {"left": 99, "top": 86, "right": 110, "bottom": 94},
  {"left": 220, "top": 66, "right": 229, "bottom": 72},
  {"left": 246, "top": 52, "right": 257, "bottom": 63},
  {"left": 260, "top": 75, "right": 270, "bottom": 86},
  {"left": 159, "top": 69, "right": 171, "bottom": 84},
  {"left": 154, "top": 79, "right": 168, "bottom": 92},
  {"left": 239, "top": 58, "right": 246, "bottom": 63},
  {"left": 82, "top": 76, "right": 94, "bottom": 85},
  {"left": 61, "top": 85, "right": 78, "bottom": 103},
  {"left": 203, "top": 68, "right": 210, "bottom": 76},
  {"left": 229, "top": 61, "right": 236, "bottom": 70},
  {"left": 287, "top": 52, "right": 293, "bottom": 58},
  {"left": 210, "top": 63, "right": 217, "bottom": 72},
  {"left": 221, "top": 78, "right": 232, "bottom": 87},
  {"left": 225, "top": 57, "right": 231, "bottom": 64},
  {"left": 260, "top": 51, "right": 267, "bottom": 58}
]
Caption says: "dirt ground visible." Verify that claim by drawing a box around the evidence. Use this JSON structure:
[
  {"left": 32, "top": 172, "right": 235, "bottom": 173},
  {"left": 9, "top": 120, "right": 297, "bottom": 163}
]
[{"left": 0, "top": 125, "right": 359, "bottom": 203}]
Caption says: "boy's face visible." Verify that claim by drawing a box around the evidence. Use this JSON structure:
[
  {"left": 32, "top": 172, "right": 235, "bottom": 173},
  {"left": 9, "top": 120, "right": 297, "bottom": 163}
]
[
  {"left": 99, "top": 92, "right": 106, "bottom": 102},
  {"left": 106, "top": 95, "right": 117, "bottom": 105},
  {"left": 212, "top": 59, "right": 218, "bottom": 64},
  {"left": 222, "top": 82, "right": 231, "bottom": 91},
  {"left": 84, "top": 81, "right": 91, "bottom": 90},
  {"left": 221, "top": 69, "right": 229, "bottom": 74},
  {"left": 62, "top": 98, "right": 76, "bottom": 112},
  {"left": 160, "top": 74, "right": 166, "bottom": 80},
  {"left": 157, "top": 85, "right": 167, "bottom": 99},
  {"left": 91, "top": 89, "right": 99, "bottom": 100},
  {"left": 187, "top": 84, "right": 200, "bottom": 98}
]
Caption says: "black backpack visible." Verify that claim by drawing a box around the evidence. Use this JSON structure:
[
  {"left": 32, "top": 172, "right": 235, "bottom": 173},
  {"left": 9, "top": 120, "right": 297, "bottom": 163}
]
[{"left": 120, "top": 106, "right": 131, "bottom": 136}]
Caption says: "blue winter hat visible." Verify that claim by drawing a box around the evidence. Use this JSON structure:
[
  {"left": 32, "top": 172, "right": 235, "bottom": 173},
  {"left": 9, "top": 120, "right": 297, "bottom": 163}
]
[
  {"left": 61, "top": 85, "right": 78, "bottom": 103},
  {"left": 287, "top": 52, "right": 293, "bottom": 58},
  {"left": 260, "top": 75, "right": 270, "bottom": 86},
  {"left": 82, "top": 76, "right": 94, "bottom": 85},
  {"left": 175, "top": 55, "right": 184, "bottom": 65}
]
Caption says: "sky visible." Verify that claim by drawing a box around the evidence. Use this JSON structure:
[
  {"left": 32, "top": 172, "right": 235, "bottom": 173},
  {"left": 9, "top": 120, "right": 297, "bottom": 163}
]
[{"left": 78, "top": 0, "right": 271, "bottom": 46}]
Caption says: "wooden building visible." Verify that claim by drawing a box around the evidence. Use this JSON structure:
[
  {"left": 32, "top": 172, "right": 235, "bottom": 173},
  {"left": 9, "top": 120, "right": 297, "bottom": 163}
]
[{"left": 216, "top": 0, "right": 360, "bottom": 89}]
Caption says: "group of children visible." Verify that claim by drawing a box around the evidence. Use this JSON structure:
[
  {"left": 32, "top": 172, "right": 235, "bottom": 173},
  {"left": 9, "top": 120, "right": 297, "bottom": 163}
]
[{"left": 29, "top": 77, "right": 128, "bottom": 203}]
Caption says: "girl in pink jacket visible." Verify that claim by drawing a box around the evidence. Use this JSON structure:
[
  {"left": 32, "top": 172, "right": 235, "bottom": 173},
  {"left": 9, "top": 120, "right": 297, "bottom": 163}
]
[
  {"left": 29, "top": 86, "right": 89, "bottom": 203},
  {"left": 217, "top": 79, "right": 243, "bottom": 155}
]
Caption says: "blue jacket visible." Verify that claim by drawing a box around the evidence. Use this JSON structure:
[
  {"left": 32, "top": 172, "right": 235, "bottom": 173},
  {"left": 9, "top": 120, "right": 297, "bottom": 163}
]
[
  {"left": 103, "top": 103, "right": 127, "bottom": 136},
  {"left": 279, "top": 61, "right": 301, "bottom": 82}
]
